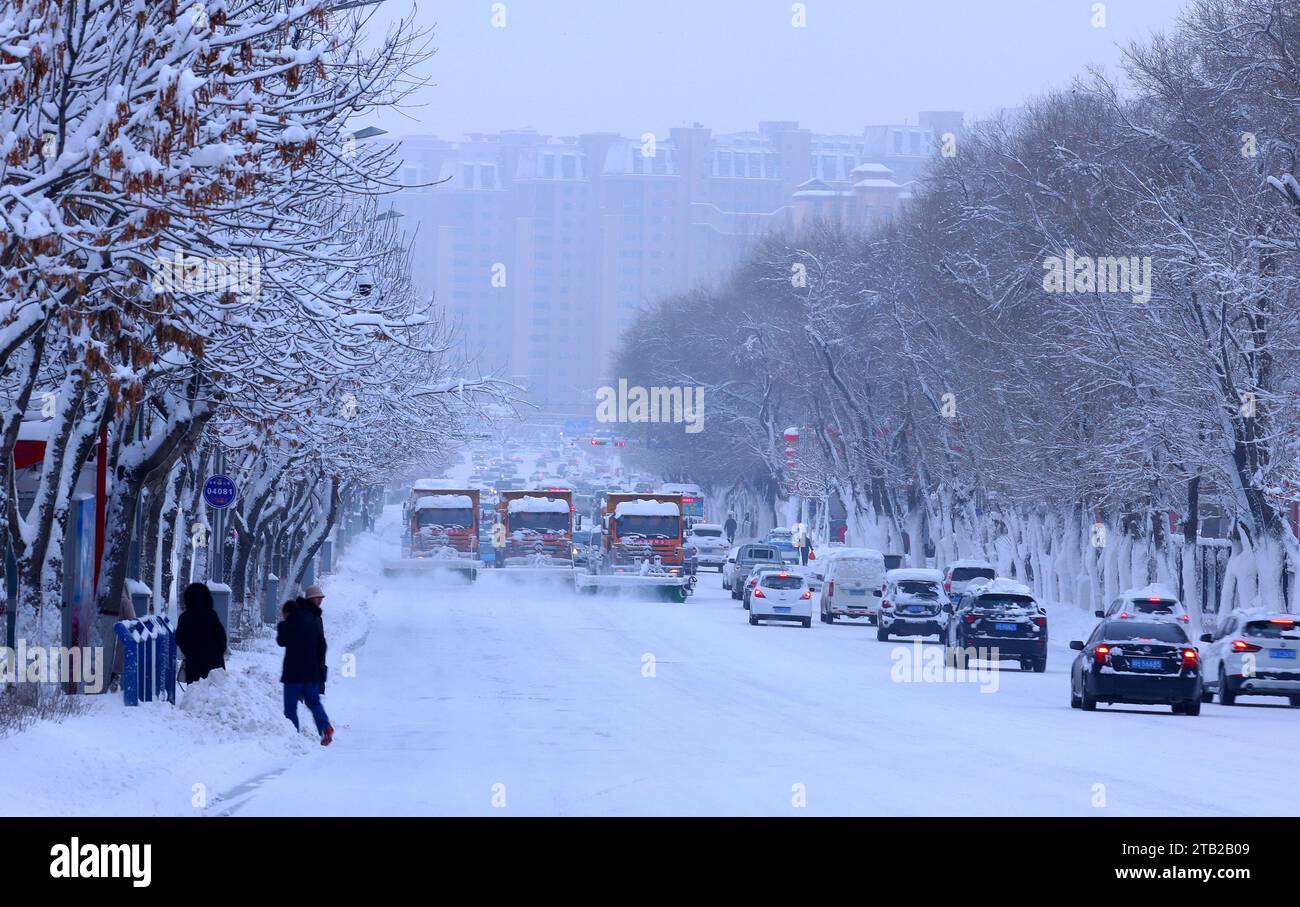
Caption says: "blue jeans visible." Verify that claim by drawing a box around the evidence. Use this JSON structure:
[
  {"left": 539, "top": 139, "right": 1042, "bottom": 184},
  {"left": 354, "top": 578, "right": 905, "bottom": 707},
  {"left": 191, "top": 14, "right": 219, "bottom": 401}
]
[{"left": 283, "top": 682, "right": 331, "bottom": 735}]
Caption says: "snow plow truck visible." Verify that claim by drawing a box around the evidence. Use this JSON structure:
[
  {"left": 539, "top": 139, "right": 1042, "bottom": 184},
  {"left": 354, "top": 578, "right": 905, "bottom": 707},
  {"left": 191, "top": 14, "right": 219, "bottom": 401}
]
[
  {"left": 575, "top": 493, "right": 696, "bottom": 601},
  {"left": 384, "top": 484, "right": 483, "bottom": 581},
  {"left": 491, "top": 489, "right": 575, "bottom": 580}
]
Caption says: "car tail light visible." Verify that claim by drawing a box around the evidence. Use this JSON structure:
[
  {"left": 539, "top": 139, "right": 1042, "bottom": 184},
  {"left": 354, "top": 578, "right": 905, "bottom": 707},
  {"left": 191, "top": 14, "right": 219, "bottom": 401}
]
[
  {"left": 590, "top": 439, "right": 598, "bottom": 445},
  {"left": 944, "top": 579, "right": 952, "bottom": 593},
  {"left": 1118, "top": 611, "right": 1131, "bottom": 619},
  {"left": 1093, "top": 645, "right": 1111, "bottom": 666},
  {"left": 800, "top": 590, "right": 812, "bottom": 600},
  {"left": 1270, "top": 619, "right": 1296, "bottom": 626},
  {"left": 1033, "top": 616, "right": 1047, "bottom": 628},
  {"left": 1231, "top": 639, "right": 1262, "bottom": 653},
  {"left": 964, "top": 613, "right": 978, "bottom": 624},
  {"left": 753, "top": 589, "right": 765, "bottom": 599},
  {"left": 881, "top": 600, "right": 892, "bottom": 610},
  {"left": 778, "top": 573, "right": 789, "bottom": 579},
  {"left": 827, "top": 581, "right": 834, "bottom": 596},
  {"left": 1181, "top": 648, "right": 1199, "bottom": 669},
  {"left": 1177, "top": 613, "right": 1190, "bottom": 622}
]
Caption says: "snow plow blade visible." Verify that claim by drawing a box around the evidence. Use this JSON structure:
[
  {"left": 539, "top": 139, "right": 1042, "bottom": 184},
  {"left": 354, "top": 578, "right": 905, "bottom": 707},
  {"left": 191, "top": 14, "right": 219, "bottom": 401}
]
[
  {"left": 482, "top": 565, "right": 577, "bottom": 588},
  {"left": 381, "top": 557, "right": 481, "bottom": 582},
  {"left": 574, "top": 572, "right": 695, "bottom": 602}
]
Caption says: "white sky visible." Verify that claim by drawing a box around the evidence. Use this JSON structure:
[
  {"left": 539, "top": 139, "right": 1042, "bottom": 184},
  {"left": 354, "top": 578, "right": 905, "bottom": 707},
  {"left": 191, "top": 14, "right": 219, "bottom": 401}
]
[{"left": 353, "top": 0, "right": 1192, "bottom": 141}]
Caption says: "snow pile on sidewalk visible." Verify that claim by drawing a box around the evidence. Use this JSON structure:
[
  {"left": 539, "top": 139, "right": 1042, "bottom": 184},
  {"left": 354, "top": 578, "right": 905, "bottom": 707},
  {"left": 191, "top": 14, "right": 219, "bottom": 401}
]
[
  {"left": 178, "top": 663, "right": 307, "bottom": 744},
  {"left": 0, "top": 515, "right": 388, "bottom": 817}
]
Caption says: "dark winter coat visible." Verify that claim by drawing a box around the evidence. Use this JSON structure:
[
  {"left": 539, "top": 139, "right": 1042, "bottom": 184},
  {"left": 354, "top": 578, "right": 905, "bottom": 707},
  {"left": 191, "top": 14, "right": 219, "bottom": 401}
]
[
  {"left": 277, "top": 598, "right": 327, "bottom": 685},
  {"left": 723, "top": 517, "right": 737, "bottom": 540},
  {"left": 176, "top": 583, "right": 227, "bottom": 681}
]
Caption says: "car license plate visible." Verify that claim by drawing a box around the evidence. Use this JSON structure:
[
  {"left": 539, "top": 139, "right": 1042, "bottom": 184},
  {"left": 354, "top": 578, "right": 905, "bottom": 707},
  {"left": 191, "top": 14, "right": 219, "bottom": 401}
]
[
  {"left": 1129, "top": 658, "right": 1163, "bottom": 670},
  {"left": 1271, "top": 649, "right": 1296, "bottom": 659},
  {"left": 774, "top": 606, "right": 791, "bottom": 614},
  {"left": 848, "top": 589, "right": 866, "bottom": 596},
  {"left": 907, "top": 606, "right": 927, "bottom": 614},
  {"left": 994, "top": 622, "right": 1017, "bottom": 632}
]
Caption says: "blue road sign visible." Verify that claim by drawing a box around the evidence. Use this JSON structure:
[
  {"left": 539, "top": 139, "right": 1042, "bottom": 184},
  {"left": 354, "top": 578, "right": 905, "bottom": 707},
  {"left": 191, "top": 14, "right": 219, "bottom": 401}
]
[{"left": 203, "top": 474, "right": 237, "bottom": 509}]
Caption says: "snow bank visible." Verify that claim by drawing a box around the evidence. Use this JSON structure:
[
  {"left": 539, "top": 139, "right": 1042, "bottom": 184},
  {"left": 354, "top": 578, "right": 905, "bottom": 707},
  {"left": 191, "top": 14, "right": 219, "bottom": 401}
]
[
  {"left": 416, "top": 494, "right": 473, "bottom": 510},
  {"left": 178, "top": 664, "right": 306, "bottom": 743},
  {"left": 614, "top": 500, "right": 679, "bottom": 517},
  {"left": 507, "top": 496, "right": 569, "bottom": 514},
  {"left": 0, "top": 502, "right": 386, "bottom": 816}
]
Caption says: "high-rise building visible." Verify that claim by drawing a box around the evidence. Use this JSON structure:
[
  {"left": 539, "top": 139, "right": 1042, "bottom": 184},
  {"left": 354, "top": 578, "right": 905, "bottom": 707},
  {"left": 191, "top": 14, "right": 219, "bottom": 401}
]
[{"left": 391, "top": 114, "right": 962, "bottom": 408}]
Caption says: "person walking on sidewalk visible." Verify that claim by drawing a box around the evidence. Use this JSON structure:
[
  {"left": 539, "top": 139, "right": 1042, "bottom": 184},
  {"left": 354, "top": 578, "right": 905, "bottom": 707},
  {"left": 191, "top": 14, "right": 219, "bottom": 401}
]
[
  {"left": 176, "top": 582, "right": 227, "bottom": 683},
  {"left": 277, "top": 584, "right": 334, "bottom": 746}
]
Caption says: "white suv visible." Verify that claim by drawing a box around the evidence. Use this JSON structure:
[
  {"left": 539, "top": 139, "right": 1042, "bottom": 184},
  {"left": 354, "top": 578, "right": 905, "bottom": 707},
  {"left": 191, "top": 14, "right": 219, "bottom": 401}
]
[
  {"left": 942, "top": 560, "right": 996, "bottom": 608},
  {"left": 685, "top": 524, "right": 729, "bottom": 571},
  {"left": 1095, "top": 583, "right": 1190, "bottom": 625},
  {"left": 1199, "top": 612, "right": 1300, "bottom": 706}
]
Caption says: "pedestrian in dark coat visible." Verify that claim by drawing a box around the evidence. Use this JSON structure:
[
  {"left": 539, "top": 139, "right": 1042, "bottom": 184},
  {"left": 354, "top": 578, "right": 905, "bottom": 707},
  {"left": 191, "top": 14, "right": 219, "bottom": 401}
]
[
  {"left": 724, "top": 513, "right": 737, "bottom": 544},
  {"left": 277, "top": 584, "right": 333, "bottom": 745},
  {"left": 175, "top": 582, "right": 227, "bottom": 682}
]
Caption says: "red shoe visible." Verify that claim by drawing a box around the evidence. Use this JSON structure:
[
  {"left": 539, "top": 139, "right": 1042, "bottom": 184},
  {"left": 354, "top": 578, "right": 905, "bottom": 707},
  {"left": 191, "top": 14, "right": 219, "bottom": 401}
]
[{"left": 320, "top": 726, "right": 334, "bottom": 746}]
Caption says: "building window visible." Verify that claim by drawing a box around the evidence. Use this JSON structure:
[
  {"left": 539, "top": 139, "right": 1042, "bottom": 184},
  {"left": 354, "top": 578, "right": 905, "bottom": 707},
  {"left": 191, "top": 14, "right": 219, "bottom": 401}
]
[
  {"left": 910, "top": 132, "right": 922, "bottom": 155},
  {"left": 562, "top": 155, "right": 576, "bottom": 178},
  {"left": 893, "top": 132, "right": 903, "bottom": 154},
  {"left": 542, "top": 155, "right": 555, "bottom": 178},
  {"left": 462, "top": 165, "right": 475, "bottom": 187}
]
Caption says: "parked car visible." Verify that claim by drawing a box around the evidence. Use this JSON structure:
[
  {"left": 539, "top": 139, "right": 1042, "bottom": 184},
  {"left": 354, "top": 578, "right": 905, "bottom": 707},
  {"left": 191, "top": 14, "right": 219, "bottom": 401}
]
[
  {"left": 818, "top": 548, "right": 886, "bottom": 624},
  {"left": 1198, "top": 612, "right": 1300, "bottom": 706},
  {"left": 685, "top": 523, "right": 730, "bottom": 571},
  {"left": 942, "top": 560, "right": 996, "bottom": 608},
  {"left": 749, "top": 568, "right": 814, "bottom": 628},
  {"left": 947, "top": 578, "right": 1048, "bottom": 672},
  {"left": 877, "top": 568, "right": 949, "bottom": 640},
  {"left": 724, "top": 543, "right": 784, "bottom": 599},
  {"left": 1070, "top": 619, "right": 1202, "bottom": 714},
  {"left": 1095, "top": 583, "right": 1190, "bottom": 625}
]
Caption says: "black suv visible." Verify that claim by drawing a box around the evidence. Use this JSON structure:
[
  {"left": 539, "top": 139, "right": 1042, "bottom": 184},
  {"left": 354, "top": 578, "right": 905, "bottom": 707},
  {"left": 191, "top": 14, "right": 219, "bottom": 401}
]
[
  {"left": 1069, "top": 620, "right": 1202, "bottom": 714},
  {"left": 727, "top": 544, "right": 783, "bottom": 599},
  {"left": 946, "top": 580, "right": 1048, "bottom": 672}
]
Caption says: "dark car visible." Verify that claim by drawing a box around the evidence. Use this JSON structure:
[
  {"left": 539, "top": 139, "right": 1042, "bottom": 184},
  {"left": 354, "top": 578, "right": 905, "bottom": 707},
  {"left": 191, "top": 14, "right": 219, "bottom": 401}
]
[
  {"left": 726, "top": 544, "right": 784, "bottom": 600},
  {"left": 946, "top": 579, "right": 1048, "bottom": 672},
  {"left": 571, "top": 528, "right": 601, "bottom": 568},
  {"left": 1069, "top": 620, "right": 1202, "bottom": 715}
]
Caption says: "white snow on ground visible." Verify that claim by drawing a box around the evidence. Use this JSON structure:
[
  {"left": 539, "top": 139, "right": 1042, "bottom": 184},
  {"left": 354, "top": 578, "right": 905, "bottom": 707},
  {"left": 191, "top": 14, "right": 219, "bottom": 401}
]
[
  {"left": 0, "top": 530, "right": 378, "bottom": 817},
  {"left": 5, "top": 468, "right": 1300, "bottom": 816}
]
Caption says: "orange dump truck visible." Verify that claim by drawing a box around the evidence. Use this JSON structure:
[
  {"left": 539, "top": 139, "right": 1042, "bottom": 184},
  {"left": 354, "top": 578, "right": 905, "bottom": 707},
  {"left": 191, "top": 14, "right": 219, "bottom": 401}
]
[
  {"left": 384, "top": 487, "right": 482, "bottom": 581},
  {"left": 493, "top": 489, "right": 574, "bottom": 571},
  {"left": 574, "top": 492, "right": 695, "bottom": 601}
]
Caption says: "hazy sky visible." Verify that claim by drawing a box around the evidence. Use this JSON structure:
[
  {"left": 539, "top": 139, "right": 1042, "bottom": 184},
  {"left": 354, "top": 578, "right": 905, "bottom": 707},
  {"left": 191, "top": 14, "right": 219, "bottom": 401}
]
[{"left": 357, "top": 0, "right": 1192, "bottom": 141}]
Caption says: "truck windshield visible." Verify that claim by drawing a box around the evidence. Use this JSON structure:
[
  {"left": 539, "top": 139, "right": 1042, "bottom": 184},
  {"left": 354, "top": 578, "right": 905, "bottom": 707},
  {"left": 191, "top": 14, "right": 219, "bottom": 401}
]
[
  {"left": 510, "top": 512, "right": 569, "bottom": 532},
  {"left": 616, "top": 515, "right": 678, "bottom": 538},
  {"left": 416, "top": 508, "right": 473, "bottom": 529}
]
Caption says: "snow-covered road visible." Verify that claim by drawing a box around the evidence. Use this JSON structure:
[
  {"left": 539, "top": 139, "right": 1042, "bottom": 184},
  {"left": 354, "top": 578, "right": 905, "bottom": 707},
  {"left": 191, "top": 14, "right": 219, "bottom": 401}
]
[{"left": 217, "top": 507, "right": 1300, "bottom": 817}]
